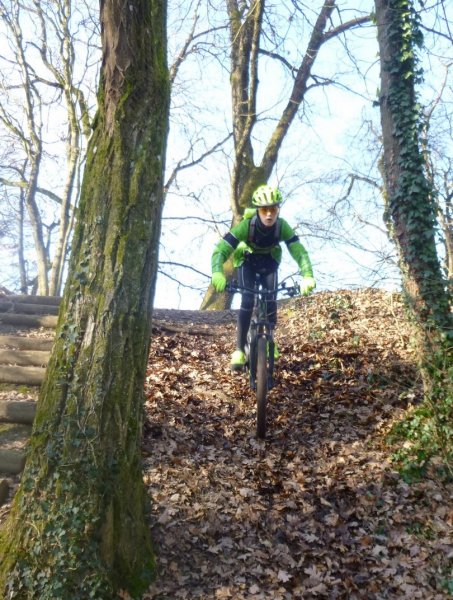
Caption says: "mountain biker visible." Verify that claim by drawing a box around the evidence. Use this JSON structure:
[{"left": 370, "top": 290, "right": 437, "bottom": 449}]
[{"left": 210, "top": 184, "right": 316, "bottom": 370}]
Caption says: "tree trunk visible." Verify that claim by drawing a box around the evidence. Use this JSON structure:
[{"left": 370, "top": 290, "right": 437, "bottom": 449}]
[
  {"left": 26, "top": 158, "right": 49, "bottom": 296},
  {"left": 227, "top": 0, "right": 264, "bottom": 220},
  {"left": 48, "top": 119, "right": 79, "bottom": 296},
  {"left": 38, "top": 0, "right": 91, "bottom": 297},
  {"left": 17, "top": 187, "right": 27, "bottom": 294},
  {"left": 438, "top": 206, "right": 452, "bottom": 292},
  {"left": 0, "top": 0, "right": 169, "bottom": 598},
  {"left": 15, "top": 1, "right": 48, "bottom": 296},
  {"left": 199, "top": 255, "right": 236, "bottom": 310},
  {"left": 201, "top": 0, "right": 351, "bottom": 310},
  {"left": 374, "top": 0, "right": 452, "bottom": 349}
]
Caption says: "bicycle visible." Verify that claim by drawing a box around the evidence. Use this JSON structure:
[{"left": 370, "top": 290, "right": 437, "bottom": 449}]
[{"left": 226, "top": 277, "right": 300, "bottom": 439}]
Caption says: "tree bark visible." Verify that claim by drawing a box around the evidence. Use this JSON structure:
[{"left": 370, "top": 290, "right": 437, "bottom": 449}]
[
  {"left": 0, "top": 0, "right": 169, "bottom": 597},
  {"left": 374, "top": 0, "right": 452, "bottom": 348}
]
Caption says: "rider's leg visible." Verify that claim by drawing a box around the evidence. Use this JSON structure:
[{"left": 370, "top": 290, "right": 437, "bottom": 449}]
[{"left": 236, "top": 262, "right": 256, "bottom": 351}]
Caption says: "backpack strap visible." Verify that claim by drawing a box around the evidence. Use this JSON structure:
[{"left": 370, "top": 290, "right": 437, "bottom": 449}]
[
  {"left": 274, "top": 218, "right": 281, "bottom": 243},
  {"left": 248, "top": 214, "right": 258, "bottom": 245}
]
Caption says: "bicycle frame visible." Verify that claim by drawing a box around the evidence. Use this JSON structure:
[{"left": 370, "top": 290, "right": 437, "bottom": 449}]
[{"left": 247, "top": 286, "right": 276, "bottom": 390}]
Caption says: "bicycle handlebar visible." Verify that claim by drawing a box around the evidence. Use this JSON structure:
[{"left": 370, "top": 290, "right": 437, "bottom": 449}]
[{"left": 226, "top": 280, "right": 300, "bottom": 298}]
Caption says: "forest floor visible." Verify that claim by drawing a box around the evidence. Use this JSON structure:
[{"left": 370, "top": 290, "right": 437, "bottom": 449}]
[{"left": 142, "top": 289, "right": 452, "bottom": 600}]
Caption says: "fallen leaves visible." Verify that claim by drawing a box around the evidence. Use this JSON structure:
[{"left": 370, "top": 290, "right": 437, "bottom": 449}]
[{"left": 142, "top": 289, "right": 452, "bottom": 599}]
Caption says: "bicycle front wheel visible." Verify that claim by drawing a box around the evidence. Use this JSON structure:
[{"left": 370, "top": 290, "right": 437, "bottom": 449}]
[{"left": 256, "top": 335, "right": 268, "bottom": 439}]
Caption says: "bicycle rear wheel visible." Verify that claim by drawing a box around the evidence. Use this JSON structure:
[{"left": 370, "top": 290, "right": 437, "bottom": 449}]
[{"left": 256, "top": 335, "right": 268, "bottom": 439}]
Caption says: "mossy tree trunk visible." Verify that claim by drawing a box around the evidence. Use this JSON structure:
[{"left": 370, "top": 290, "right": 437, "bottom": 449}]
[
  {"left": 375, "top": 0, "right": 452, "bottom": 347},
  {"left": 0, "top": 0, "right": 169, "bottom": 598}
]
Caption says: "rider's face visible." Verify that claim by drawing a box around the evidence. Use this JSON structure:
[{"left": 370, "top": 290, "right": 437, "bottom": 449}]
[{"left": 258, "top": 205, "right": 280, "bottom": 227}]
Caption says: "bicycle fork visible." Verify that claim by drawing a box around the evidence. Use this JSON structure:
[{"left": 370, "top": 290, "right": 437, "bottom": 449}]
[{"left": 248, "top": 323, "right": 275, "bottom": 391}]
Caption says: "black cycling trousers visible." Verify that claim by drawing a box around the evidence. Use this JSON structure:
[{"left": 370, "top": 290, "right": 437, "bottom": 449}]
[{"left": 236, "top": 257, "right": 278, "bottom": 351}]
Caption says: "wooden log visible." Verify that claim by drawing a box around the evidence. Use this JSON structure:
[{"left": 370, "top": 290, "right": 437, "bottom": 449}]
[
  {"left": 0, "top": 349, "right": 49, "bottom": 367},
  {"left": 0, "top": 302, "right": 59, "bottom": 316},
  {"left": 0, "top": 313, "right": 58, "bottom": 328},
  {"left": 0, "top": 401, "right": 36, "bottom": 424},
  {"left": 0, "top": 478, "right": 9, "bottom": 504},
  {"left": 0, "top": 302, "right": 13, "bottom": 313},
  {"left": 0, "top": 450, "right": 25, "bottom": 474},
  {"left": 0, "top": 365, "right": 46, "bottom": 385},
  {"left": 1, "top": 295, "right": 61, "bottom": 306},
  {"left": 0, "top": 335, "right": 53, "bottom": 351}
]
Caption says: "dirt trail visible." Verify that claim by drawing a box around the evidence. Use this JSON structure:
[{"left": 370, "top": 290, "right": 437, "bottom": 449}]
[
  {"left": 142, "top": 289, "right": 452, "bottom": 599},
  {"left": 0, "top": 290, "right": 450, "bottom": 598}
]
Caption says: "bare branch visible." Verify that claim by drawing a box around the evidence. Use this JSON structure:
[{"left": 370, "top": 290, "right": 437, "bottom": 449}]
[
  {"left": 322, "top": 15, "right": 372, "bottom": 42},
  {"left": 159, "top": 261, "right": 210, "bottom": 280},
  {"left": 260, "top": 0, "right": 337, "bottom": 176},
  {"left": 0, "top": 176, "right": 63, "bottom": 204},
  {"left": 157, "top": 268, "right": 209, "bottom": 291},
  {"left": 258, "top": 48, "right": 297, "bottom": 77},
  {"left": 164, "top": 133, "right": 232, "bottom": 193},
  {"left": 420, "top": 24, "right": 453, "bottom": 44},
  {"left": 162, "top": 215, "right": 229, "bottom": 225}
]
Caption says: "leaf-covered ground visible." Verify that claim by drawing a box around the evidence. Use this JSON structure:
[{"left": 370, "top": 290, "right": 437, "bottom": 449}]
[{"left": 143, "top": 289, "right": 452, "bottom": 599}]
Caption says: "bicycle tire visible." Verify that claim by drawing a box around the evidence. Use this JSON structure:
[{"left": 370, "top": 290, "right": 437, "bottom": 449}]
[{"left": 256, "top": 335, "right": 268, "bottom": 439}]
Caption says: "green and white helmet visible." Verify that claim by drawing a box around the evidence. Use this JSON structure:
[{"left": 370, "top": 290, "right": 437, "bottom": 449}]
[{"left": 252, "top": 184, "right": 282, "bottom": 207}]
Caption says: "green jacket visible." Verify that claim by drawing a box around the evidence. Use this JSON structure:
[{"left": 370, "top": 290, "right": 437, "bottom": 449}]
[{"left": 211, "top": 214, "right": 313, "bottom": 277}]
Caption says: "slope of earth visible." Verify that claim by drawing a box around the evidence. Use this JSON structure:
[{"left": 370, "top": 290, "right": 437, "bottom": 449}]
[{"left": 142, "top": 289, "right": 452, "bottom": 600}]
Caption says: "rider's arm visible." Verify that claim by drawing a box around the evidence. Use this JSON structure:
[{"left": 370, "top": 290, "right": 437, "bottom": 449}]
[
  {"left": 211, "top": 220, "right": 250, "bottom": 273},
  {"left": 280, "top": 220, "right": 314, "bottom": 278}
]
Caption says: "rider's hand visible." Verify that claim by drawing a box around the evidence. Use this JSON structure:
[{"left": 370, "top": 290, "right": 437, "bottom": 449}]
[
  {"left": 212, "top": 272, "right": 226, "bottom": 292},
  {"left": 300, "top": 276, "right": 316, "bottom": 296}
]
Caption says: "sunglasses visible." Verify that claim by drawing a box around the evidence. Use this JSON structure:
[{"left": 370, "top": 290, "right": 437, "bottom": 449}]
[{"left": 258, "top": 205, "right": 279, "bottom": 214}]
